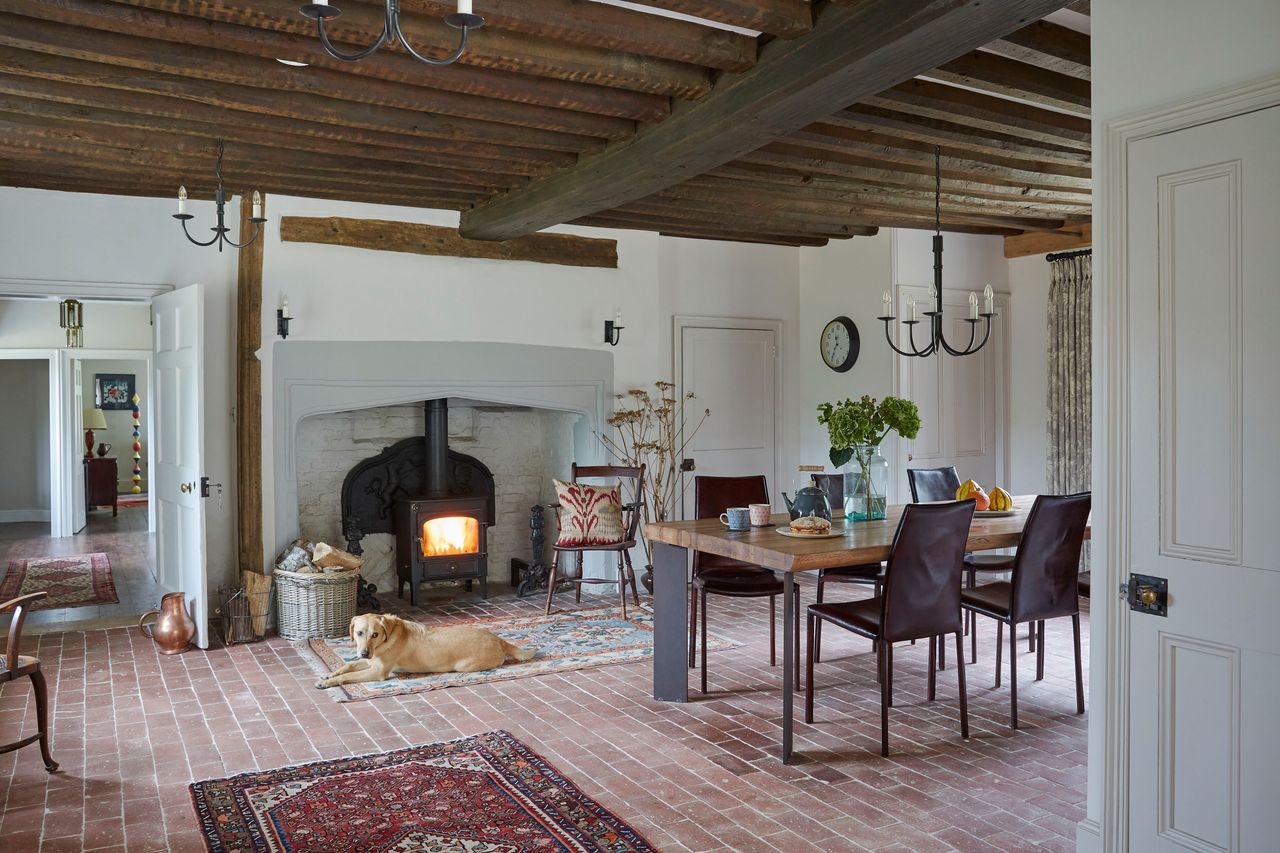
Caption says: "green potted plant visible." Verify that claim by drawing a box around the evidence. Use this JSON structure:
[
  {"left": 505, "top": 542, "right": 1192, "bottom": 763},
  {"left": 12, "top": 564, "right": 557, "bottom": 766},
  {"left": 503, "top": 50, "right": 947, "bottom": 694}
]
[{"left": 816, "top": 395, "right": 921, "bottom": 521}]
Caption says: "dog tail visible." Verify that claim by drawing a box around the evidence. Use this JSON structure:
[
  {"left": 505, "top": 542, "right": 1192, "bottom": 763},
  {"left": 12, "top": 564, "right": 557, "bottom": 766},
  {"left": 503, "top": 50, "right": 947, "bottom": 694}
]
[{"left": 502, "top": 639, "right": 536, "bottom": 662}]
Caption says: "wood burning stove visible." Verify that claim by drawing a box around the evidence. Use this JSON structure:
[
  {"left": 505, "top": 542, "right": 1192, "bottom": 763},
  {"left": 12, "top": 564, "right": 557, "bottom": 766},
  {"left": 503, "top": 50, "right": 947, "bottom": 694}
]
[{"left": 340, "top": 399, "right": 494, "bottom": 606}]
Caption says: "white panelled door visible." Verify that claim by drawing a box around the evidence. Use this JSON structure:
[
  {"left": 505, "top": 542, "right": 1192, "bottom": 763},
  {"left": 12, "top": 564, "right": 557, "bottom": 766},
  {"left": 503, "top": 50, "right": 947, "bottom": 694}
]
[
  {"left": 152, "top": 285, "right": 209, "bottom": 649},
  {"left": 893, "top": 288, "right": 1008, "bottom": 501},
  {"left": 70, "top": 357, "right": 87, "bottom": 535},
  {"left": 1125, "top": 105, "right": 1280, "bottom": 850},
  {"left": 678, "top": 322, "right": 778, "bottom": 513}
]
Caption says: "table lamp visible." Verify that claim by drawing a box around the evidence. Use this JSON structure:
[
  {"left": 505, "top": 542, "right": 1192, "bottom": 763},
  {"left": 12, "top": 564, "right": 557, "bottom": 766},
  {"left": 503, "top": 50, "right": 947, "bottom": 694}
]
[{"left": 84, "top": 407, "right": 107, "bottom": 459}]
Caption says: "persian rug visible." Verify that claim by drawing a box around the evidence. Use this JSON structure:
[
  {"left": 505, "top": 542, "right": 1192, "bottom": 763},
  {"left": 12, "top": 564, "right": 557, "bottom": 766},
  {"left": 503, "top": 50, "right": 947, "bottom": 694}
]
[
  {"left": 0, "top": 553, "right": 118, "bottom": 609},
  {"left": 304, "top": 604, "right": 738, "bottom": 702},
  {"left": 189, "top": 730, "right": 656, "bottom": 853},
  {"left": 117, "top": 493, "right": 148, "bottom": 508}
]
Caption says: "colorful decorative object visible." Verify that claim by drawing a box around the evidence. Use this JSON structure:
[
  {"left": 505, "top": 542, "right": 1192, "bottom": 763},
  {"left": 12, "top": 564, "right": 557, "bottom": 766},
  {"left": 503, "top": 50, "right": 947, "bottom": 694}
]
[
  {"left": 94, "top": 373, "right": 135, "bottom": 410},
  {"left": 189, "top": 731, "right": 655, "bottom": 852},
  {"left": 130, "top": 392, "right": 142, "bottom": 494},
  {"left": 303, "top": 605, "right": 737, "bottom": 702},
  {"left": 0, "top": 554, "right": 118, "bottom": 609}
]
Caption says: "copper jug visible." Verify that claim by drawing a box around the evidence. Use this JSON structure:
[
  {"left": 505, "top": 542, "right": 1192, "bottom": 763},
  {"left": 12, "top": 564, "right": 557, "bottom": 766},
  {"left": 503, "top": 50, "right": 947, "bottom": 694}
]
[{"left": 139, "top": 592, "right": 196, "bottom": 654}]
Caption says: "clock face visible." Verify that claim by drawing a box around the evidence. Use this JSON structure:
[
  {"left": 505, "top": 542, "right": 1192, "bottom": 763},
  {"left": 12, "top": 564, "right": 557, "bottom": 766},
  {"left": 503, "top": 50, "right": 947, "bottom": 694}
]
[{"left": 821, "top": 316, "right": 859, "bottom": 372}]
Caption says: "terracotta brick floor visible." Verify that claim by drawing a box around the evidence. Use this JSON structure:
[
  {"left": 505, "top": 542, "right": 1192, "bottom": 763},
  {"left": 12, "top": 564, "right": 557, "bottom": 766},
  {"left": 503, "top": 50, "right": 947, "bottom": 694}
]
[{"left": 0, "top": 581, "right": 1088, "bottom": 852}]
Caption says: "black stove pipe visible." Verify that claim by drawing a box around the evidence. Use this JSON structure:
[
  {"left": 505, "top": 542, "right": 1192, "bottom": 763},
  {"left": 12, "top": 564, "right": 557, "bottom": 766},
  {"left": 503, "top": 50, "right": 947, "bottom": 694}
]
[{"left": 425, "top": 399, "right": 450, "bottom": 498}]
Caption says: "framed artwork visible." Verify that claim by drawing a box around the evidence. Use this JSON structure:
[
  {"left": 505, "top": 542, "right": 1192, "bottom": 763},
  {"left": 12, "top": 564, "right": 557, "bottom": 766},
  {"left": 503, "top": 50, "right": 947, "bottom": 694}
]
[{"left": 95, "top": 374, "right": 135, "bottom": 410}]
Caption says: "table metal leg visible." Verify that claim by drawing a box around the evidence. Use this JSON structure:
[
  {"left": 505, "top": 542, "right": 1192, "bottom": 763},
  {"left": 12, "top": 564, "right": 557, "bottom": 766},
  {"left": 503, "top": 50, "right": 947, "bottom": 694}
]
[
  {"left": 653, "top": 542, "right": 689, "bottom": 702},
  {"left": 780, "top": 570, "right": 795, "bottom": 764}
]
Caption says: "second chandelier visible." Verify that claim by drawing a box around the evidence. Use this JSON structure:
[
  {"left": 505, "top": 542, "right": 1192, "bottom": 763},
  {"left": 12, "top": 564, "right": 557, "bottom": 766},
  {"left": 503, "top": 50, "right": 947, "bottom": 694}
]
[{"left": 300, "top": 0, "right": 484, "bottom": 66}]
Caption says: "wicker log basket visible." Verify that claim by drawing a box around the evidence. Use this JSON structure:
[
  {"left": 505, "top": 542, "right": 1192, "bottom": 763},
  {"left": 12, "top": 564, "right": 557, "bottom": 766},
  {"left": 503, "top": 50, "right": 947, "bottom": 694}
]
[{"left": 275, "top": 567, "right": 359, "bottom": 641}]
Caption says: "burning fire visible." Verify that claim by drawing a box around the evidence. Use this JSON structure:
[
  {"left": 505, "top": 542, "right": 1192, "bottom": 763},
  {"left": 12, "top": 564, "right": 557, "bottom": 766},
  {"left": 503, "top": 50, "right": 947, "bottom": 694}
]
[{"left": 421, "top": 516, "right": 479, "bottom": 557}]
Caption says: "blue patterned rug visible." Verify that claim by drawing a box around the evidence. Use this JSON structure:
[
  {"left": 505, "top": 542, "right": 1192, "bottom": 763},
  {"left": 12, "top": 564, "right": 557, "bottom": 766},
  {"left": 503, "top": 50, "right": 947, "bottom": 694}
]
[{"left": 304, "top": 605, "right": 738, "bottom": 701}]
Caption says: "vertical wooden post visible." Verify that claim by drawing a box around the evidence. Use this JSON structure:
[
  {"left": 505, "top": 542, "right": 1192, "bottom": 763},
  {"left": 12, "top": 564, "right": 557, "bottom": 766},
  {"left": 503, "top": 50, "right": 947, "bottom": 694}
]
[{"left": 236, "top": 192, "right": 265, "bottom": 573}]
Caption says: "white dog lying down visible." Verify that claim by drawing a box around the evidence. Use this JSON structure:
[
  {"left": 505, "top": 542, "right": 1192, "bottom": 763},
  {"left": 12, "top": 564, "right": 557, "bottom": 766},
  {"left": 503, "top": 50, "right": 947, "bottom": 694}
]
[{"left": 315, "top": 613, "right": 535, "bottom": 689}]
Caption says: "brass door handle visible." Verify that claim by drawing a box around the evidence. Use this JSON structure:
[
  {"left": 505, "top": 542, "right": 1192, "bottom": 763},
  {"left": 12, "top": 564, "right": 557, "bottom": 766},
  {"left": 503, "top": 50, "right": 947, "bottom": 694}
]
[
  {"left": 1138, "top": 587, "right": 1158, "bottom": 607},
  {"left": 180, "top": 482, "right": 193, "bottom": 494}
]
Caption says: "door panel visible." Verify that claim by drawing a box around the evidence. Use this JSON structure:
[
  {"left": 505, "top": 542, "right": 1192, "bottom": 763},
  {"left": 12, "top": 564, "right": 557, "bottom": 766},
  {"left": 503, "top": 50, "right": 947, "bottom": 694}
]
[
  {"left": 70, "top": 358, "right": 86, "bottom": 534},
  {"left": 1126, "top": 105, "right": 1280, "bottom": 852},
  {"left": 153, "top": 285, "right": 208, "bottom": 648},
  {"left": 678, "top": 324, "right": 778, "bottom": 513}
]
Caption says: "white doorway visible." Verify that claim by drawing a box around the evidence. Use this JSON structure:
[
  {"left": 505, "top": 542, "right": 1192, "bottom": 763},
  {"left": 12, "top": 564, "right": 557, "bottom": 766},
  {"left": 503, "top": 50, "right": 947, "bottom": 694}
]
[
  {"left": 674, "top": 315, "right": 782, "bottom": 513},
  {"left": 891, "top": 285, "right": 1010, "bottom": 502}
]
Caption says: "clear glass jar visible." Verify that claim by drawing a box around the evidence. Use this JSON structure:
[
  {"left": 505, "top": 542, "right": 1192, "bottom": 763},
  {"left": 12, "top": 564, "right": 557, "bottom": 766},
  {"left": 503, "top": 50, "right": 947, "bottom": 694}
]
[{"left": 842, "top": 444, "right": 889, "bottom": 521}]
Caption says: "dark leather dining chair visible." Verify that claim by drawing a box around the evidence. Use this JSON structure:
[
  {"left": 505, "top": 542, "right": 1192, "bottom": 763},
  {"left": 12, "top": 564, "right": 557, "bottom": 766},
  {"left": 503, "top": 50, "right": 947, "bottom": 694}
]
[
  {"left": 1, "top": 592, "right": 58, "bottom": 772},
  {"left": 961, "top": 492, "right": 1091, "bottom": 728},
  {"left": 691, "top": 475, "right": 800, "bottom": 694},
  {"left": 810, "top": 473, "right": 883, "bottom": 661},
  {"left": 806, "top": 501, "right": 975, "bottom": 756},
  {"left": 908, "top": 466, "right": 1017, "bottom": 665}
]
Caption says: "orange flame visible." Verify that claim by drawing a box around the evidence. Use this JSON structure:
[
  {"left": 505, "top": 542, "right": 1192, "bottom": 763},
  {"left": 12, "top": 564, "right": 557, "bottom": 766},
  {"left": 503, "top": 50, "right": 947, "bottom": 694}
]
[{"left": 422, "top": 516, "right": 479, "bottom": 557}]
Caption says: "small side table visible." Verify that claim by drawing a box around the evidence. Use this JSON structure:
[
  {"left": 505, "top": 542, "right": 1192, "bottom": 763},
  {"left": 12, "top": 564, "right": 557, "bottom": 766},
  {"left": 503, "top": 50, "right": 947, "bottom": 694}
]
[{"left": 85, "top": 457, "right": 118, "bottom": 517}]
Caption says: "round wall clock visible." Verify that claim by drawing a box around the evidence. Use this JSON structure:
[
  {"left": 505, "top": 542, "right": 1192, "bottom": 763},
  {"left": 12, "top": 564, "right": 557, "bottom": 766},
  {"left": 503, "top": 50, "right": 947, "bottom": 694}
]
[{"left": 820, "top": 316, "right": 859, "bottom": 373}]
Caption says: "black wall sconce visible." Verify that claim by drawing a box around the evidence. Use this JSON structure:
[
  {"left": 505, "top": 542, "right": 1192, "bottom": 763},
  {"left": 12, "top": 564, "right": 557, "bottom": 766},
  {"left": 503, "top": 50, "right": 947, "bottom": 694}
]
[
  {"left": 603, "top": 308, "right": 624, "bottom": 346},
  {"left": 277, "top": 294, "right": 292, "bottom": 339}
]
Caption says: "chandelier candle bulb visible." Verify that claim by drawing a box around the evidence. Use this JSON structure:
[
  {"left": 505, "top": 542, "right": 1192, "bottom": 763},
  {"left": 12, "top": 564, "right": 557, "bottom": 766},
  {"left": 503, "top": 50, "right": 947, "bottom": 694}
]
[
  {"left": 930, "top": 285, "right": 939, "bottom": 313},
  {"left": 177, "top": 186, "right": 187, "bottom": 216},
  {"left": 882, "top": 290, "right": 893, "bottom": 318},
  {"left": 969, "top": 291, "right": 978, "bottom": 319},
  {"left": 908, "top": 295, "right": 918, "bottom": 322},
  {"left": 458, "top": 0, "right": 472, "bottom": 14},
  {"left": 984, "top": 284, "right": 994, "bottom": 315},
  {"left": 251, "top": 191, "right": 262, "bottom": 220},
  {"left": 280, "top": 295, "right": 291, "bottom": 319}
]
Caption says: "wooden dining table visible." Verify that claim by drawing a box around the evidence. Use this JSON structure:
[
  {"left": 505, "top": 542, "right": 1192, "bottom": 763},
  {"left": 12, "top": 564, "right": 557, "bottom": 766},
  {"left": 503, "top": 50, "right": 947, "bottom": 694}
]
[{"left": 644, "top": 496, "right": 1090, "bottom": 763}]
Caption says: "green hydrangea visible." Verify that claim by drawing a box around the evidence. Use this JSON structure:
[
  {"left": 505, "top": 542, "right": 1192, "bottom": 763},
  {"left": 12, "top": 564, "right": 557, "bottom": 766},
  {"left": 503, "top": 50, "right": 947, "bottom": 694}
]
[{"left": 817, "top": 395, "right": 921, "bottom": 468}]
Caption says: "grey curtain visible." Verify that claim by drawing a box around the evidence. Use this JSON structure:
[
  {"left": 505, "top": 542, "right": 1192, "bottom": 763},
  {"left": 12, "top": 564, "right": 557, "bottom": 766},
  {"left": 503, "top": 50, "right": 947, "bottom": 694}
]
[{"left": 1046, "top": 253, "right": 1092, "bottom": 497}]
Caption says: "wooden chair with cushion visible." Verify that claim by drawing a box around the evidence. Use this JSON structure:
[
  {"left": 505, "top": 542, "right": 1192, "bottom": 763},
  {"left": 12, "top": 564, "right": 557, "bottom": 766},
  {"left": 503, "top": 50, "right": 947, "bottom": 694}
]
[
  {"left": 908, "top": 466, "right": 1018, "bottom": 666},
  {"left": 810, "top": 473, "right": 884, "bottom": 661},
  {"left": 806, "top": 500, "right": 975, "bottom": 756},
  {"left": 1, "top": 592, "right": 58, "bottom": 772},
  {"left": 544, "top": 464, "right": 645, "bottom": 619},
  {"left": 961, "top": 492, "right": 1091, "bottom": 728},
  {"left": 690, "top": 475, "right": 800, "bottom": 694}
]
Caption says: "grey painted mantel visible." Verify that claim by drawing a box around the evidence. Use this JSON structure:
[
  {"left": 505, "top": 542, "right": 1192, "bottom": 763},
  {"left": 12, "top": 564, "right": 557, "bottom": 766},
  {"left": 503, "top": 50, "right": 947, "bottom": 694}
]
[{"left": 270, "top": 340, "right": 613, "bottom": 554}]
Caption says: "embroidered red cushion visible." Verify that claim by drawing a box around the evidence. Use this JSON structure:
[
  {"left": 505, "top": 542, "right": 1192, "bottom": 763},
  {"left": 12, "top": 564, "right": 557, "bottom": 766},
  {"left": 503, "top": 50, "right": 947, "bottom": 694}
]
[{"left": 553, "top": 480, "right": 625, "bottom": 546}]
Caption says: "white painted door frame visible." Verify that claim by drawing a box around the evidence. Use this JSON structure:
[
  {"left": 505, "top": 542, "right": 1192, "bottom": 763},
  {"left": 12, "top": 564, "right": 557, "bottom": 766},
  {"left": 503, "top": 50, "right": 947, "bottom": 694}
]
[
  {"left": 0, "top": 349, "right": 61, "bottom": 532},
  {"left": 1086, "top": 71, "right": 1280, "bottom": 853},
  {"left": 673, "top": 314, "right": 784, "bottom": 514},
  {"left": 889, "top": 284, "right": 1012, "bottom": 505}
]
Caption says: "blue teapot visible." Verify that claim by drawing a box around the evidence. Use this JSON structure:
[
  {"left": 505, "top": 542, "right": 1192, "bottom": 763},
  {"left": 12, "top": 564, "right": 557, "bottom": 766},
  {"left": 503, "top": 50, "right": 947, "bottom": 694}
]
[{"left": 782, "top": 482, "right": 832, "bottom": 521}]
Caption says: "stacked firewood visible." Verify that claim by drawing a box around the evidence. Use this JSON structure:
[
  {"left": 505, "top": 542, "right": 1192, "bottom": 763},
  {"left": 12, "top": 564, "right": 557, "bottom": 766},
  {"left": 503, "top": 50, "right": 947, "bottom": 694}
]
[{"left": 274, "top": 538, "right": 362, "bottom": 574}]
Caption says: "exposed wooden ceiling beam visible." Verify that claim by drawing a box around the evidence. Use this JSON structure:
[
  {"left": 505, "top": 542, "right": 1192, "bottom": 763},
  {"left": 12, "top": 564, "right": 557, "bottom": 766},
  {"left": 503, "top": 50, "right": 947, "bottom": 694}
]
[
  {"left": 608, "top": 0, "right": 813, "bottom": 39},
  {"left": 104, "top": 0, "right": 712, "bottom": 99},
  {"left": 0, "top": 7, "right": 630, "bottom": 144},
  {"left": 460, "top": 0, "right": 1078, "bottom": 241},
  {"left": 926, "top": 50, "right": 1090, "bottom": 114},
  {"left": 657, "top": 229, "right": 831, "bottom": 248},
  {"left": 1004, "top": 222, "right": 1091, "bottom": 257},
  {"left": 987, "top": 20, "right": 1090, "bottom": 80},
  {"left": 574, "top": 208, "right": 868, "bottom": 241}
]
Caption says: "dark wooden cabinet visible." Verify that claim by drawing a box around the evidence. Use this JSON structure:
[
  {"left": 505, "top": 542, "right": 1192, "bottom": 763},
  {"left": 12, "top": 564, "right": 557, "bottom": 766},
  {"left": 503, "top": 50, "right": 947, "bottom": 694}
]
[{"left": 85, "top": 457, "right": 118, "bottom": 517}]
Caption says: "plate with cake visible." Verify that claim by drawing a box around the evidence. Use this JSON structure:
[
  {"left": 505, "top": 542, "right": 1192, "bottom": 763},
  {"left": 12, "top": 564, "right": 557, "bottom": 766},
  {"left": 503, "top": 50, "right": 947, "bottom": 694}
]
[{"left": 775, "top": 514, "right": 844, "bottom": 539}]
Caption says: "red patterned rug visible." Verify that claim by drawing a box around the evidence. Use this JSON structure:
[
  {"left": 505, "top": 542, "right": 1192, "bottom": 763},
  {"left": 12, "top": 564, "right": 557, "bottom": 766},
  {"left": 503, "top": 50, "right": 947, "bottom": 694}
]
[
  {"left": 0, "top": 553, "right": 118, "bottom": 609},
  {"left": 190, "top": 730, "right": 655, "bottom": 852}
]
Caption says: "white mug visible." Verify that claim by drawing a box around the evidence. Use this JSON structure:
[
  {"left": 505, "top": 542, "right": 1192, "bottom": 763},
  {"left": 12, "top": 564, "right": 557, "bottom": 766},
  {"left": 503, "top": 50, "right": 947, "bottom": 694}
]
[{"left": 749, "top": 503, "right": 772, "bottom": 527}]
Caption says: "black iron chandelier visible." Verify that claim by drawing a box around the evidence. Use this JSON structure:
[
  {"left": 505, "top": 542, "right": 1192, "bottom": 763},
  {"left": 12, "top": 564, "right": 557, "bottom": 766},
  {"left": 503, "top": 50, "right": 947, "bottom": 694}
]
[
  {"left": 173, "top": 141, "right": 266, "bottom": 252},
  {"left": 300, "top": 0, "right": 484, "bottom": 66},
  {"left": 877, "top": 147, "right": 997, "bottom": 358}
]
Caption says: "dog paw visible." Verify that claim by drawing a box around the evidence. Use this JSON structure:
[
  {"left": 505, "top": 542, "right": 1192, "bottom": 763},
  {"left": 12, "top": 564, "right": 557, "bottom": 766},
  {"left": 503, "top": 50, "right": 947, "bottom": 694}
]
[{"left": 314, "top": 678, "right": 331, "bottom": 689}]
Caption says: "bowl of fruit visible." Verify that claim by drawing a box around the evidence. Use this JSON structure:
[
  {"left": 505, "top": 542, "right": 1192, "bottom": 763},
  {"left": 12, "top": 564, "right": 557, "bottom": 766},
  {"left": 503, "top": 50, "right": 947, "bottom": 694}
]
[{"left": 955, "top": 480, "right": 1016, "bottom": 517}]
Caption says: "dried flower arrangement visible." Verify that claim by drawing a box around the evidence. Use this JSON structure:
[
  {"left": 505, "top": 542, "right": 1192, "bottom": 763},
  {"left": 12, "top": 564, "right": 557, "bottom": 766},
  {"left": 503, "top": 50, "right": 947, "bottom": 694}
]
[{"left": 598, "top": 381, "right": 710, "bottom": 568}]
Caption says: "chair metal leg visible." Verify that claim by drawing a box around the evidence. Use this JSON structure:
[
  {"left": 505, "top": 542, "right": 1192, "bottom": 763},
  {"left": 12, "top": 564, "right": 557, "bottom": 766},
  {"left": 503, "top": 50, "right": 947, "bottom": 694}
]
[
  {"left": 1073, "top": 613, "right": 1085, "bottom": 714},
  {"left": 887, "top": 642, "right": 894, "bottom": 708},
  {"left": 937, "top": 632, "right": 945, "bottom": 671},
  {"left": 879, "top": 639, "right": 890, "bottom": 757},
  {"left": 814, "top": 575, "right": 825, "bottom": 663},
  {"left": 1035, "top": 620, "right": 1046, "bottom": 681},
  {"left": 1009, "top": 619, "right": 1019, "bottom": 730},
  {"left": 995, "top": 620, "right": 1004, "bottom": 688},
  {"left": 805, "top": 613, "right": 816, "bottom": 723},
  {"left": 544, "top": 551, "right": 560, "bottom": 615},
  {"left": 927, "top": 636, "right": 937, "bottom": 702},
  {"left": 688, "top": 584, "right": 698, "bottom": 669},
  {"left": 1028, "top": 619, "right": 1035, "bottom": 653},
  {"left": 700, "top": 588, "right": 709, "bottom": 694},
  {"left": 954, "top": 631, "right": 969, "bottom": 741},
  {"left": 971, "top": 610, "right": 978, "bottom": 664},
  {"left": 769, "top": 595, "right": 777, "bottom": 667},
  {"left": 30, "top": 670, "right": 57, "bottom": 772}
]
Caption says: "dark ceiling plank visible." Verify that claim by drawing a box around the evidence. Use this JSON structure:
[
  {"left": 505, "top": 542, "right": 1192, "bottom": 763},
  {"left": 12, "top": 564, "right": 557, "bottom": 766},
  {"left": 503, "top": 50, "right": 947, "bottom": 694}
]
[
  {"left": 926, "top": 50, "right": 1090, "bottom": 114},
  {"left": 113, "top": 0, "right": 712, "bottom": 99},
  {"left": 987, "top": 20, "right": 1090, "bottom": 80},
  {"left": 1004, "top": 222, "right": 1091, "bottom": 257},
  {"left": 0, "top": 72, "right": 557, "bottom": 177},
  {"left": 0, "top": 6, "right": 630, "bottom": 143},
  {"left": 614, "top": 0, "right": 813, "bottom": 39},
  {"left": 280, "top": 215, "right": 620, "bottom": 269},
  {"left": 459, "top": 0, "right": 1077, "bottom": 241},
  {"left": 376, "top": 0, "right": 756, "bottom": 71},
  {"left": 574, "top": 208, "right": 869, "bottom": 241},
  {"left": 658, "top": 229, "right": 832, "bottom": 247},
  {"left": 0, "top": 43, "right": 588, "bottom": 156},
  {"left": 864, "top": 79, "right": 1089, "bottom": 151},
  {"left": 834, "top": 105, "right": 1089, "bottom": 167}
]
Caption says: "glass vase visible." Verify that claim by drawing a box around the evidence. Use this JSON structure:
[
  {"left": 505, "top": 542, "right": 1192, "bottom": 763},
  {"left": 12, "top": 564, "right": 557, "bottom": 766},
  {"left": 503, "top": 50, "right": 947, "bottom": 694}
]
[{"left": 842, "top": 444, "right": 888, "bottom": 521}]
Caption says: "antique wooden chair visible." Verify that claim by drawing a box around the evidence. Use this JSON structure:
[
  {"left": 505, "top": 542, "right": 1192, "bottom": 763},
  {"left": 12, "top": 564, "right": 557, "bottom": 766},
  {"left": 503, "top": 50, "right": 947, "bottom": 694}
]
[
  {"left": 0, "top": 592, "right": 58, "bottom": 772},
  {"left": 544, "top": 464, "right": 645, "bottom": 619}
]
